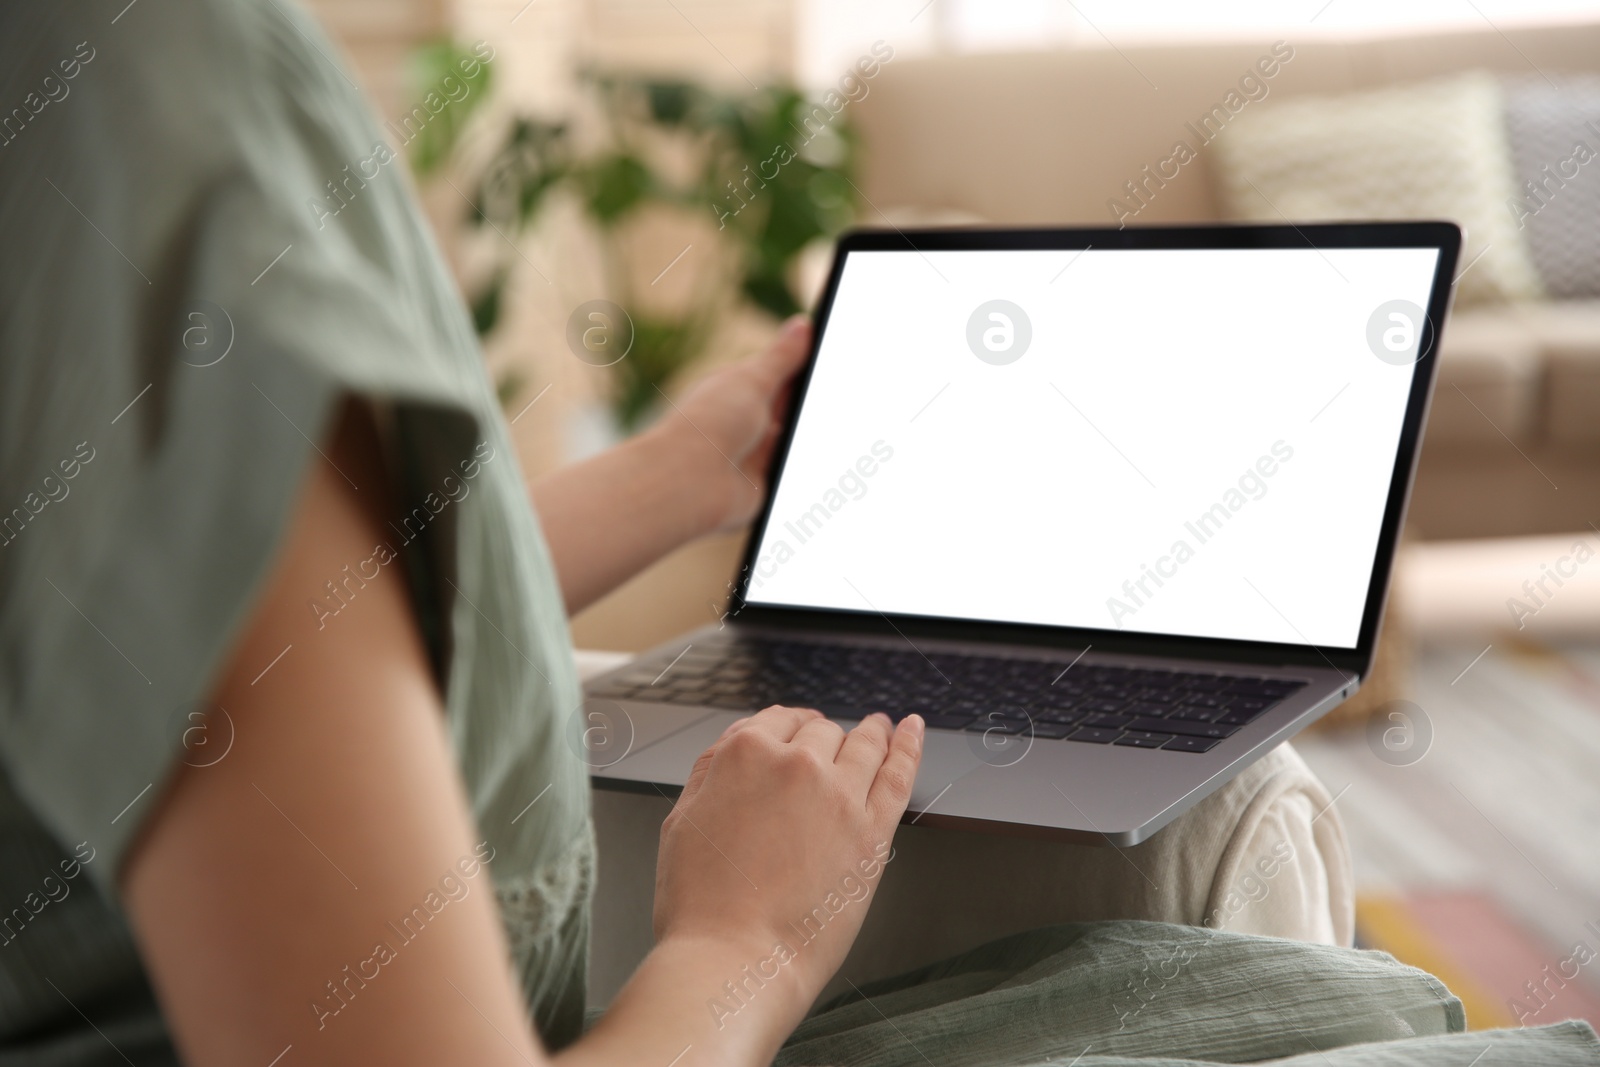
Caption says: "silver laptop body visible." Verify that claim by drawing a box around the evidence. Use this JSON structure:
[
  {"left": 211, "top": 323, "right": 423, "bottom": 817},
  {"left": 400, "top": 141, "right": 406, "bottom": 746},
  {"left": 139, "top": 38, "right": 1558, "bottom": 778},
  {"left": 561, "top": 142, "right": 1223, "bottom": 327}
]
[{"left": 580, "top": 222, "right": 1460, "bottom": 845}]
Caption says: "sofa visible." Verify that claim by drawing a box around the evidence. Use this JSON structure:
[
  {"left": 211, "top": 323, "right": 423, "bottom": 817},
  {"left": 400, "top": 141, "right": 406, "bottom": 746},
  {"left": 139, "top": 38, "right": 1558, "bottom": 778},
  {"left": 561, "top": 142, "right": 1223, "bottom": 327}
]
[{"left": 850, "top": 22, "right": 1600, "bottom": 541}]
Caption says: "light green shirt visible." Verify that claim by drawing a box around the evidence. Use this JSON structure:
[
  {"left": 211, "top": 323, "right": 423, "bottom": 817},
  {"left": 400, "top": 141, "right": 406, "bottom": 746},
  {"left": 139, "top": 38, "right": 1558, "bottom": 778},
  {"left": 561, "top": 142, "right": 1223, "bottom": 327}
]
[{"left": 0, "top": 0, "right": 592, "bottom": 1058}]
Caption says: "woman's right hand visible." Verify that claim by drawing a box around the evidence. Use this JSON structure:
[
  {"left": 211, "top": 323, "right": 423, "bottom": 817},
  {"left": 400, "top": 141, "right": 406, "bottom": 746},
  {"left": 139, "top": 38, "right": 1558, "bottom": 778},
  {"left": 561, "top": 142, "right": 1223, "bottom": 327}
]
[{"left": 652, "top": 706, "right": 924, "bottom": 1018}]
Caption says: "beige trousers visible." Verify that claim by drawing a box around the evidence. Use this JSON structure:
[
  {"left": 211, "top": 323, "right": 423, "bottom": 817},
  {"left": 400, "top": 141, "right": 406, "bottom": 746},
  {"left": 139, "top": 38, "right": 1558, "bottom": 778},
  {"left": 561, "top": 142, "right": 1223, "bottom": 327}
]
[{"left": 826, "top": 742, "right": 1354, "bottom": 996}]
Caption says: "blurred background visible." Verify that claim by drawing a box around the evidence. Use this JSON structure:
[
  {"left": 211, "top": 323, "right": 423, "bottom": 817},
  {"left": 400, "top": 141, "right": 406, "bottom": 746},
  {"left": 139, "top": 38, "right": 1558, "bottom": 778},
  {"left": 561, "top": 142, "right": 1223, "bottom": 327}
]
[{"left": 305, "top": 0, "right": 1600, "bottom": 1030}]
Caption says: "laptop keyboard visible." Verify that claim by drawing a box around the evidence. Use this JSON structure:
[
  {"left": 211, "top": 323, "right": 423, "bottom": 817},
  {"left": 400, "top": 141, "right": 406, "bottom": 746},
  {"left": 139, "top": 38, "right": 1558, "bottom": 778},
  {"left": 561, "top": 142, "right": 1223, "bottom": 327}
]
[{"left": 584, "top": 638, "right": 1307, "bottom": 754}]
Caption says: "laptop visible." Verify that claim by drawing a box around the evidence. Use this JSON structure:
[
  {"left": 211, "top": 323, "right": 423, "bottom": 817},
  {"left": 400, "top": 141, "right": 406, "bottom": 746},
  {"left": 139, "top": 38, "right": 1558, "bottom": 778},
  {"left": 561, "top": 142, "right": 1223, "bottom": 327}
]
[{"left": 581, "top": 221, "right": 1461, "bottom": 845}]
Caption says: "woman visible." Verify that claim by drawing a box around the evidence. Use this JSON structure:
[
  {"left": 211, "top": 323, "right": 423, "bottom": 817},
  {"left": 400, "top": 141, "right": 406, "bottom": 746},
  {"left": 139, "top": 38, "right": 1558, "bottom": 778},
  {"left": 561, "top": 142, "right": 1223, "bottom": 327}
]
[
  {"left": 4, "top": 0, "right": 918, "bottom": 1059},
  {"left": 4, "top": 3, "right": 1592, "bottom": 1066}
]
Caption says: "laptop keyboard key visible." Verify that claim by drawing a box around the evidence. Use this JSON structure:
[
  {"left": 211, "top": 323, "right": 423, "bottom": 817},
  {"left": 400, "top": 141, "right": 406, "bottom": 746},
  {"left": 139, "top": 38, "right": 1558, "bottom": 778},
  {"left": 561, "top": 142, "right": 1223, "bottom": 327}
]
[
  {"left": 987, "top": 706, "right": 1032, "bottom": 721},
  {"left": 1128, "top": 716, "right": 1235, "bottom": 739},
  {"left": 1164, "top": 735, "right": 1222, "bottom": 753},
  {"left": 1169, "top": 705, "right": 1223, "bottom": 722},
  {"left": 1230, "top": 681, "right": 1305, "bottom": 699},
  {"left": 965, "top": 716, "right": 1027, "bottom": 735},
  {"left": 1115, "top": 731, "right": 1173, "bottom": 748},
  {"left": 1066, "top": 727, "right": 1121, "bottom": 744},
  {"left": 1083, "top": 713, "right": 1133, "bottom": 729},
  {"left": 1185, "top": 677, "right": 1233, "bottom": 692}
]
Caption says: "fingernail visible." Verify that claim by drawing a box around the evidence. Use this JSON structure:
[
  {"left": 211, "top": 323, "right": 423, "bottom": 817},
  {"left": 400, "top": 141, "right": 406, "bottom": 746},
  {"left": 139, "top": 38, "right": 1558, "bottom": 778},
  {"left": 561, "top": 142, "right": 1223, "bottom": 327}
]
[
  {"left": 904, "top": 714, "right": 925, "bottom": 739},
  {"left": 780, "top": 315, "right": 809, "bottom": 339}
]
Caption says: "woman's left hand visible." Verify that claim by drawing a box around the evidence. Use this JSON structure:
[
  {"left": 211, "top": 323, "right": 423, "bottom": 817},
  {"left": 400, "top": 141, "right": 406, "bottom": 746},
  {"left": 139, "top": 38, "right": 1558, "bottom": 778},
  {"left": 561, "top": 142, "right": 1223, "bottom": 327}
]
[
  {"left": 532, "top": 315, "right": 812, "bottom": 614},
  {"left": 649, "top": 315, "right": 811, "bottom": 532}
]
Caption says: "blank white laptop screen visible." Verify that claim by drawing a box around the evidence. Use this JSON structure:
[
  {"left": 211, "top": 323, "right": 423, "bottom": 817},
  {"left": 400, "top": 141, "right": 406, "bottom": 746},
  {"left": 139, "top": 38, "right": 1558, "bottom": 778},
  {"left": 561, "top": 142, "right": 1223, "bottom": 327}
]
[{"left": 743, "top": 247, "right": 1440, "bottom": 649}]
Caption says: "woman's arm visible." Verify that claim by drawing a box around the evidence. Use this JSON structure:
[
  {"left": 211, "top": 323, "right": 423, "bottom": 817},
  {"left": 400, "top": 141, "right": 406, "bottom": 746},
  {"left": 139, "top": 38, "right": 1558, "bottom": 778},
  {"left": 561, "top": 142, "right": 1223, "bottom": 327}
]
[
  {"left": 123, "top": 401, "right": 545, "bottom": 1065},
  {"left": 122, "top": 394, "right": 920, "bottom": 1067},
  {"left": 532, "top": 317, "right": 810, "bottom": 614}
]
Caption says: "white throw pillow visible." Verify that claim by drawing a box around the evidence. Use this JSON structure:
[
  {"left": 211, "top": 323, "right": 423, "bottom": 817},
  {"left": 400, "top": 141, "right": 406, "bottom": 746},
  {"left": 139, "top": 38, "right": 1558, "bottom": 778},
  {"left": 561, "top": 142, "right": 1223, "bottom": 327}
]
[{"left": 1212, "top": 72, "right": 1543, "bottom": 307}]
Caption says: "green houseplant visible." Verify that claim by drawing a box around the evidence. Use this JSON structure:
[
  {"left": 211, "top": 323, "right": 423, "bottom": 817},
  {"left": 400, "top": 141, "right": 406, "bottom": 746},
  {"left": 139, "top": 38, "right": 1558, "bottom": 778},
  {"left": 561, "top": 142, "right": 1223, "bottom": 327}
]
[{"left": 409, "top": 42, "right": 861, "bottom": 432}]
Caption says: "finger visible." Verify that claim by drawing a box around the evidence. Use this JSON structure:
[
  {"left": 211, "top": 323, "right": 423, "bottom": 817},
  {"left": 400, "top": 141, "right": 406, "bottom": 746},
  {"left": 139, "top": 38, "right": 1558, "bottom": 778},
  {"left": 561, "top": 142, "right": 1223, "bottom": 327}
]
[
  {"left": 740, "top": 703, "right": 823, "bottom": 743},
  {"left": 747, "top": 317, "right": 811, "bottom": 396},
  {"left": 836, "top": 713, "right": 894, "bottom": 788},
  {"left": 743, "top": 380, "right": 793, "bottom": 481},
  {"left": 868, "top": 715, "right": 925, "bottom": 819},
  {"left": 717, "top": 715, "right": 755, "bottom": 742},
  {"left": 678, "top": 711, "right": 774, "bottom": 807},
  {"left": 792, "top": 715, "right": 847, "bottom": 762},
  {"left": 770, "top": 377, "right": 797, "bottom": 424},
  {"left": 676, "top": 743, "right": 719, "bottom": 809},
  {"left": 740, "top": 424, "right": 781, "bottom": 483},
  {"left": 678, "top": 717, "right": 754, "bottom": 807}
]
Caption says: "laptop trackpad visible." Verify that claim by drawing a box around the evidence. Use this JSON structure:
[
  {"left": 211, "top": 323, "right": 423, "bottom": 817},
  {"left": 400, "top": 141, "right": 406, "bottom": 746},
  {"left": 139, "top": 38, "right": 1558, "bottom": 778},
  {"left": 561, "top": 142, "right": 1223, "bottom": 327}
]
[
  {"left": 589, "top": 706, "right": 987, "bottom": 812},
  {"left": 582, "top": 699, "right": 717, "bottom": 785}
]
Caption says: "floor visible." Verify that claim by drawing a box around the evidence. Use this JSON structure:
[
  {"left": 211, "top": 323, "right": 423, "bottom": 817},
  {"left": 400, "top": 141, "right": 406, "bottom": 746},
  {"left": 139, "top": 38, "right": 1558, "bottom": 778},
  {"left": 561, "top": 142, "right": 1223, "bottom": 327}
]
[{"left": 1295, "top": 638, "right": 1600, "bottom": 1031}]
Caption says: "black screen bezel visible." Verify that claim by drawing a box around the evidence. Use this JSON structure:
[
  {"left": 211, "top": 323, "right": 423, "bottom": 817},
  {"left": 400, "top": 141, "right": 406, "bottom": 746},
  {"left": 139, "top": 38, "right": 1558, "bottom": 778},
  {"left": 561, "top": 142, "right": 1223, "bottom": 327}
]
[{"left": 729, "top": 222, "right": 1461, "bottom": 677}]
